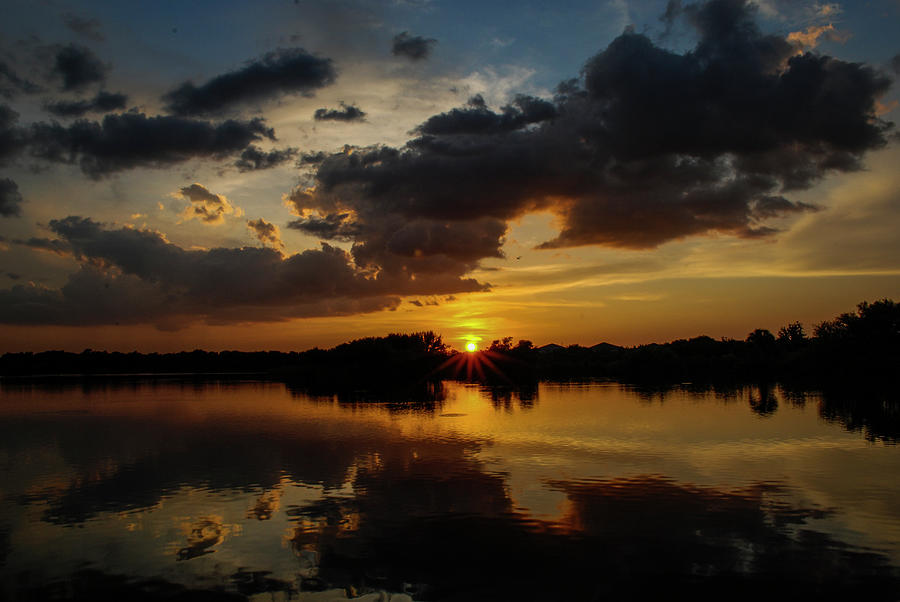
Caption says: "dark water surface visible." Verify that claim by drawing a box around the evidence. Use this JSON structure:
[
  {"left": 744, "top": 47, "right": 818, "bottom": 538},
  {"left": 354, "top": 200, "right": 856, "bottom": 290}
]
[{"left": 1, "top": 380, "right": 898, "bottom": 601}]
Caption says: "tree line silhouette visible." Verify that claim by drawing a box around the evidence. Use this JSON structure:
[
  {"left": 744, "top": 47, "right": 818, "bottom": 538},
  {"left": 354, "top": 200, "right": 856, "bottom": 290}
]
[
  {"left": 1, "top": 299, "right": 898, "bottom": 387},
  {"left": 471, "top": 299, "right": 899, "bottom": 385}
]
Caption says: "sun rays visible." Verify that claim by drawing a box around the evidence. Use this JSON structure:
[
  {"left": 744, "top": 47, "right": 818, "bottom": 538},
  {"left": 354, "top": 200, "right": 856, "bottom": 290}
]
[{"left": 436, "top": 348, "right": 518, "bottom": 383}]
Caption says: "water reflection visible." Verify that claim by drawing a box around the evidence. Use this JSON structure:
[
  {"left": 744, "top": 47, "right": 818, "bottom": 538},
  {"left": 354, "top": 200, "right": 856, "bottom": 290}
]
[
  {"left": 0, "top": 379, "right": 898, "bottom": 600},
  {"left": 817, "top": 387, "right": 900, "bottom": 442},
  {"left": 175, "top": 515, "right": 235, "bottom": 561},
  {"left": 483, "top": 382, "right": 538, "bottom": 412},
  {"left": 288, "top": 379, "right": 449, "bottom": 412},
  {"left": 611, "top": 380, "right": 898, "bottom": 442},
  {"left": 747, "top": 384, "right": 779, "bottom": 417}
]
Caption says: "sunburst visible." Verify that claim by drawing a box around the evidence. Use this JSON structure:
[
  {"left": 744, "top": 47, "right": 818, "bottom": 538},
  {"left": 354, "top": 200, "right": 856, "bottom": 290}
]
[{"left": 435, "top": 347, "right": 518, "bottom": 383}]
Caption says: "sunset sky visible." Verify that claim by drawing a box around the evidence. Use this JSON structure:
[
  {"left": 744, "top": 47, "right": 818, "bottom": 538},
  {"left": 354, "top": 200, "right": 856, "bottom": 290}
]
[{"left": 1, "top": 0, "right": 898, "bottom": 352}]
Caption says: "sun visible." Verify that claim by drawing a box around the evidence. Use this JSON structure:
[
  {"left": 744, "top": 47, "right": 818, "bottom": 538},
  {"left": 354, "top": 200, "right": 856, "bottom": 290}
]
[{"left": 465, "top": 342, "right": 477, "bottom": 353}]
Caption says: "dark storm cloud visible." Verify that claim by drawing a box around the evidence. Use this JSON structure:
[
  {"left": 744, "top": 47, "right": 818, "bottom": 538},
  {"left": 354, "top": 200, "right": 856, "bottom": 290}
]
[
  {"left": 660, "top": 0, "right": 682, "bottom": 32},
  {"left": 288, "top": 181, "right": 508, "bottom": 278},
  {"left": 43, "top": 91, "right": 128, "bottom": 117},
  {"left": 28, "top": 112, "right": 274, "bottom": 178},
  {"left": 0, "top": 104, "right": 26, "bottom": 165},
  {"left": 298, "top": 150, "right": 327, "bottom": 165},
  {"left": 234, "top": 145, "right": 298, "bottom": 172},
  {"left": 0, "top": 217, "right": 487, "bottom": 328},
  {"left": 62, "top": 13, "right": 105, "bottom": 42},
  {"left": 892, "top": 54, "right": 900, "bottom": 75},
  {"left": 52, "top": 44, "right": 107, "bottom": 91},
  {"left": 163, "top": 48, "right": 336, "bottom": 116},
  {"left": 313, "top": 102, "right": 366, "bottom": 122},
  {"left": 12, "top": 236, "right": 73, "bottom": 255},
  {"left": 416, "top": 95, "right": 556, "bottom": 136},
  {"left": 0, "top": 61, "right": 40, "bottom": 98},
  {"left": 391, "top": 31, "right": 436, "bottom": 60},
  {"left": 287, "top": 212, "right": 364, "bottom": 241},
  {"left": 351, "top": 216, "right": 507, "bottom": 275},
  {"left": 0, "top": 178, "right": 23, "bottom": 217},
  {"left": 751, "top": 195, "right": 818, "bottom": 219},
  {"left": 291, "top": 0, "right": 891, "bottom": 256}
]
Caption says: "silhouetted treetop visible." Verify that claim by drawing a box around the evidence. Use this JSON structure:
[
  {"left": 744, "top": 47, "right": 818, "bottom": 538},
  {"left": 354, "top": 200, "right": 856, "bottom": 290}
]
[
  {"left": 777, "top": 322, "right": 806, "bottom": 346},
  {"left": 746, "top": 329, "right": 776, "bottom": 347},
  {"left": 814, "top": 299, "right": 900, "bottom": 344}
]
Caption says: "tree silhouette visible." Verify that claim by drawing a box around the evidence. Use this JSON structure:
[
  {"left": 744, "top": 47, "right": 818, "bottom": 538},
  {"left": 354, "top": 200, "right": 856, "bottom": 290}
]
[
  {"left": 746, "top": 329, "right": 776, "bottom": 347},
  {"left": 777, "top": 322, "right": 806, "bottom": 346},
  {"left": 488, "top": 337, "right": 514, "bottom": 352}
]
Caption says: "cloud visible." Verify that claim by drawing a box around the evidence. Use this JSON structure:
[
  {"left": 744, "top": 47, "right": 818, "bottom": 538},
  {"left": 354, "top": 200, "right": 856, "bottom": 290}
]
[
  {"left": 0, "top": 217, "right": 488, "bottom": 328},
  {"left": 234, "top": 145, "right": 298, "bottom": 172},
  {"left": 43, "top": 91, "right": 128, "bottom": 117},
  {"left": 287, "top": 179, "right": 509, "bottom": 280},
  {"left": 298, "top": 151, "right": 327, "bottom": 165},
  {"left": 28, "top": 112, "right": 274, "bottom": 178},
  {"left": 786, "top": 24, "right": 849, "bottom": 52},
  {"left": 0, "top": 178, "right": 23, "bottom": 217},
  {"left": 0, "top": 104, "right": 26, "bottom": 165},
  {"left": 787, "top": 23, "right": 832, "bottom": 49},
  {"left": 0, "top": 61, "right": 40, "bottom": 98},
  {"left": 313, "top": 102, "right": 367, "bottom": 122},
  {"left": 489, "top": 37, "right": 515, "bottom": 49},
  {"left": 287, "top": 211, "right": 363, "bottom": 242},
  {"left": 247, "top": 218, "right": 284, "bottom": 249},
  {"left": 777, "top": 148, "right": 900, "bottom": 272},
  {"left": 458, "top": 66, "right": 540, "bottom": 108},
  {"left": 751, "top": 195, "right": 818, "bottom": 219},
  {"left": 61, "top": 13, "right": 105, "bottom": 42},
  {"left": 748, "top": 0, "right": 841, "bottom": 22},
  {"left": 177, "top": 183, "right": 240, "bottom": 225},
  {"left": 416, "top": 94, "right": 556, "bottom": 135},
  {"left": 892, "top": 54, "right": 900, "bottom": 75},
  {"left": 391, "top": 31, "right": 436, "bottom": 60},
  {"left": 812, "top": 2, "right": 842, "bottom": 19},
  {"left": 289, "top": 0, "right": 890, "bottom": 260},
  {"left": 2, "top": 41, "right": 111, "bottom": 99},
  {"left": 52, "top": 44, "right": 107, "bottom": 91},
  {"left": 12, "top": 236, "right": 73, "bottom": 255},
  {"left": 163, "top": 48, "right": 336, "bottom": 116}
]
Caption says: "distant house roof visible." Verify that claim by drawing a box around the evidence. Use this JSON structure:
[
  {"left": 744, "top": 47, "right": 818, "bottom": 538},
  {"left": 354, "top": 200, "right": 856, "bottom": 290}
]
[
  {"left": 590, "top": 342, "right": 623, "bottom": 352},
  {"left": 537, "top": 343, "right": 565, "bottom": 353}
]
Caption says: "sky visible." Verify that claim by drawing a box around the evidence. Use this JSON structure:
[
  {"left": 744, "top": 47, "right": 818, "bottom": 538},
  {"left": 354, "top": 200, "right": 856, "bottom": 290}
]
[{"left": 0, "top": 0, "right": 899, "bottom": 353}]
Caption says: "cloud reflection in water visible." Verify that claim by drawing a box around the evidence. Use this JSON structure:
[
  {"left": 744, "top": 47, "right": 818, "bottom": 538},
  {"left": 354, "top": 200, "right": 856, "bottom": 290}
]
[{"left": 0, "top": 379, "right": 897, "bottom": 600}]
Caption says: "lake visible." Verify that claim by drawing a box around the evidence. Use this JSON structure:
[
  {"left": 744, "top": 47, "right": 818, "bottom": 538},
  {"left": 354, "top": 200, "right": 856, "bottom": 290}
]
[{"left": 0, "top": 379, "right": 898, "bottom": 601}]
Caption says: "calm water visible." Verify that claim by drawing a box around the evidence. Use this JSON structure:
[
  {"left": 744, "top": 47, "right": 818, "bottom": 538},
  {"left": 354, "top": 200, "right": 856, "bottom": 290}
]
[{"left": 0, "top": 379, "right": 898, "bottom": 601}]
